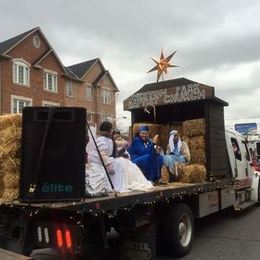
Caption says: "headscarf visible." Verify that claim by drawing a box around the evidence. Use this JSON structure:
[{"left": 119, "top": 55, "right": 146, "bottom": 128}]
[
  {"left": 138, "top": 125, "right": 149, "bottom": 132},
  {"left": 169, "top": 130, "right": 182, "bottom": 153}
]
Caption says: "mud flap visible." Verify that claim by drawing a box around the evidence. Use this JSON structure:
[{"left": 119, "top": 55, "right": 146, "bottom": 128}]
[{"left": 119, "top": 224, "right": 156, "bottom": 260}]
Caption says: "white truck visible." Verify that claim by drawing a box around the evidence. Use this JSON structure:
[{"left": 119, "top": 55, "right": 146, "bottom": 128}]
[{"left": 0, "top": 77, "right": 259, "bottom": 259}]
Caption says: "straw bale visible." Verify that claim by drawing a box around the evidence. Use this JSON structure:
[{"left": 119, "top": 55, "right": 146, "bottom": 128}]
[
  {"left": 1, "top": 157, "right": 20, "bottom": 173},
  {"left": 177, "top": 164, "right": 206, "bottom": 183},
  {"left": 3, "top": 174, "right": 19, "bottom": 189},
  {"left": 161, "top": 165, "right": 170, "bottom": 184},
  {"left": 0, "top": 177, "right": 4, "bottom": 197},
  {"left": 182, "top": 135, "right": 205, "bottom": 150},
  {"left": 190, "top": 149, "right": 206, "bottom": 164},
  {"left": 0, "top": 114, "right": 22, "bottom": 200},
  {"left": 160, "top": 126, "right": 170, "bottom": 152},
  {"left": 1, "top": 188, "right": 19, "bottom": 201},
  {"left": 0, "top": 114, "right": 22, "bottom": 131},
  {"left": 0, "top": 126, "right": 21, "bottom": 158},
  {"left": 189, "top": 135, "right": 205, "bottom": 150},
  {"left": 183, "top": 119, "right": 206, "bottom": 137}
]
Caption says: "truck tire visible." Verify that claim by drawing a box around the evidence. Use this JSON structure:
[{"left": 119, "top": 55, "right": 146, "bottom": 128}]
[{"left": 160, "top": 203, "right": 194, "bottom": 257}]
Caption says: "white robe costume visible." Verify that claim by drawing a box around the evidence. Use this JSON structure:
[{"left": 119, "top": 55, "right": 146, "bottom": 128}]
[{"left": 88, "top": 136, "right": 153, "bottom": 193}]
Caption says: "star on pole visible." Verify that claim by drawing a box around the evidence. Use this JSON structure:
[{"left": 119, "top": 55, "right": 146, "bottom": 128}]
[{"left": 147, "top": 50, "right": 178, "bottom": 82}]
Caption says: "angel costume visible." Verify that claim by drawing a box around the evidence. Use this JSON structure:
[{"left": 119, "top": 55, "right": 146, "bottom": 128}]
[{"left": 88, "top": 136, "right": 153, "bottom": 193}]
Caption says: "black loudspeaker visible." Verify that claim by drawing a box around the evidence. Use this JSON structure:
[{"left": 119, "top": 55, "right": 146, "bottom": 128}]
[{"left": 20, "top": 107, "right": 86, "bottom": 202}]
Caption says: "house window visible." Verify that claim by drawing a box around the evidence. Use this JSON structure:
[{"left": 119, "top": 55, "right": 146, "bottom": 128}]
[
  {"left": 101, "top": 89, "right": 111, "bottom": 104},
  {"left": 86, "top": 86, "right": 92, "bottom": 101},
  {"left": 42, "top": 101, "right": 60, "bottom": 107},
  {"left": 66, "top": 81, "right": 73, "bottom": 97},
  {"left": 100, "top": 113, "right": 109, "bottom": 122},
  {"left": 100, "top": 114, "right": 114, "bottom": 123},
  {"left": 44, "top": 71, "right": 57, "bottom": 92},
  {"left": 13, "top": 61, "right": 30, "bottom": 85},
  {"left": 11, "top": 95, "right": 32, "bottom": 113},
  {"left": 87, "top": 113, "right": 93, "bottom": 123}
]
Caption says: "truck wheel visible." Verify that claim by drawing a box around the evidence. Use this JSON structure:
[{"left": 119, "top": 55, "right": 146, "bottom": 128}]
[{"left": 160, "top": 203, "right": 194, "bottom": 257}]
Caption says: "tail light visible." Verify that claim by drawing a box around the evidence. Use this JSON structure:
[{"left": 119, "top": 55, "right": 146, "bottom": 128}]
[
  {"left": 56, "top": 229, "right": 63, "bottom": 248},
  {"left": 65, "top": 230, "right": 72, "bottom": 249},
  {"left": 56, "top": 228, "right": 73, "bottom": 250}
]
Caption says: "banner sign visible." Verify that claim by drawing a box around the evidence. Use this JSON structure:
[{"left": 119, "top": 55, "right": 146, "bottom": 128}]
[
  {"left": 234, "top": 123, "right": 257, "bottom": 134},
  {"left": 124, "top": 83, "right": 214, "bottom": 110}
]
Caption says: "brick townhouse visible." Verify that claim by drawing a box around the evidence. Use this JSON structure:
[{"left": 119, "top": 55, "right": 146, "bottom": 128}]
[{"left": 0, "top": 27, "right": 119, "bottom": 126}]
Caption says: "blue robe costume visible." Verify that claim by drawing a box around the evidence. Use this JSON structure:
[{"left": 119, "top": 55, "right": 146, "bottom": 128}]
[{"left": 128, "top": 136, "right": 163, "bottom": 181}]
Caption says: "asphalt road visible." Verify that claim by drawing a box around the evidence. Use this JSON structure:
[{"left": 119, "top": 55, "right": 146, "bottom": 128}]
[{"left": 158, "top": 205, "right": 260, "bottom": 260}]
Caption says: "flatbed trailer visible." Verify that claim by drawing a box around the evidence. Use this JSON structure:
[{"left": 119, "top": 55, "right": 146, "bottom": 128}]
[
  {"left": 7, "top": 180, "right": 229, "bottom": 212},
  {"left": 0, "top": 179, "right": 239, "bottom": 259}
]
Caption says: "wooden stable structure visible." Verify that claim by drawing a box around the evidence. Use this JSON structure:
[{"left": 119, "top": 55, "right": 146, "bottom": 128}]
[{"left": 124, "top": 77, "right": 229, "bottom": 179}]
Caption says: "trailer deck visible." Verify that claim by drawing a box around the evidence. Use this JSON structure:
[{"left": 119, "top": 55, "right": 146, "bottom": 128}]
[{"left": 1, "top": 180, "right": 230, "bottom": 213}]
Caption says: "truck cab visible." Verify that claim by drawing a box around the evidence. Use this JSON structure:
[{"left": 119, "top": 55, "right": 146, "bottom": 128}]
[{"left": 225, "top": 128, "right": 253, "bottom": 180}]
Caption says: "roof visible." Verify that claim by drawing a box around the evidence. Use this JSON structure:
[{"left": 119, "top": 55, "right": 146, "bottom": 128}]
[
  {"left": 134, "top": 77, "right": 207, "bottom": 94},
  {"left": 67, "top": 58, "right": 98, "bottom": 79},
  {"left": 0, "top": 28, "right": 118, "bottom": 87},
  {"left": 0, "top": 27, "right": 38, "bottom": 55},
  {"left": 93, "top": 70, "right": 107, "bottom": 86},
  {"left": 93, "top": 70, "right": 119, "bottom": 92},
  {"left": 0, "top": 27, "right": 76, "bottom": 78},
  {"left": 64, "top": 67, "right": 82, "bottom": 82},
  {"left": 124, "top": 77, "right": 228, "bottom": 111},
  {"left": 68, "top": 58, "right": 119, "bottom": 91}
]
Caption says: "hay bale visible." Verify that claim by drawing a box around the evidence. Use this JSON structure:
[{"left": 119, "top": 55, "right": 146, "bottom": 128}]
[
  {"left": 3, "top": 174, "right": 19, "bottom": 189},
  {"left": 161, "top": 165, "right": 170, "bottom": 184},
  {"left": 0, "top": 114, "right": 22, "bottom": 200},
  {"left": 0, "top": 114, "right": 22, "bottom": 131},
  {"left": 183, "top": 119, "right": 206, "bottom": 137},
  {"left": 1, "top": 189, "right": 19, "bottom": 201},
  {"left": 0, "top": 126, "right": 21, "bottom": 158},
  {"left": 182, "top": 135, "right": 205, "bottom": 150},
  {"left": 1, "top": 157, "right": 20, "bottom": 173},
  {"left": 160, "top": 126, "right": 170, "bottom": 152},
  {"left": 189, "top": 135, "right": 205, "bottom": 150},
  {"left": 0, "top": 176, "right": 4, "bottom": 197},
  {"left": 177, "top": 164, "right": 206, "bottom": 183},
  {"left": 190, "top": 149, "right": 206, "bottom": 164}
]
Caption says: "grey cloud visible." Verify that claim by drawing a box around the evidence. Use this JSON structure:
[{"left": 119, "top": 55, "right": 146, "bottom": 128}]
[{"left": 1, "top": 0, "right": 260, "bottom": 123}]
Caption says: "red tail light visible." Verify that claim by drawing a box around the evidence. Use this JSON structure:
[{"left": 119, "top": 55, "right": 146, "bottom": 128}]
[
  {"left": 56, "top": 229, "right": 63, "bottom": 248},
  {"left": 65, "top": 230, "right": 72, "bottom": 249}
]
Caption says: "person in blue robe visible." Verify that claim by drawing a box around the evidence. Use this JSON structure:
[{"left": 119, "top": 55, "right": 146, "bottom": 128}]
[{"left": 128, "top": 125, "right": 163, "bottom": 182}]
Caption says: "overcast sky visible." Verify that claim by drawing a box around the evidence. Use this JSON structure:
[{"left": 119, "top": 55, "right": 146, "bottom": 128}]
[{"left": 1, "top": 0, "right": 260, "bottom": 131}]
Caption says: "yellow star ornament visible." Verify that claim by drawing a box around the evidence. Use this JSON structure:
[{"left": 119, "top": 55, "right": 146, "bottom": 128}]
[{"left": 148, "top": 50, "right": 178, "bottom": 82}]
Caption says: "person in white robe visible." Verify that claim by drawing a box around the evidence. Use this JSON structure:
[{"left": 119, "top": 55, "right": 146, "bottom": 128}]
[
  {"left": 88, "top": 121, "right": 153, "bottom": 193},
  {"left": 163, "top": 130, "right": 190, "bottom": 175}
]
